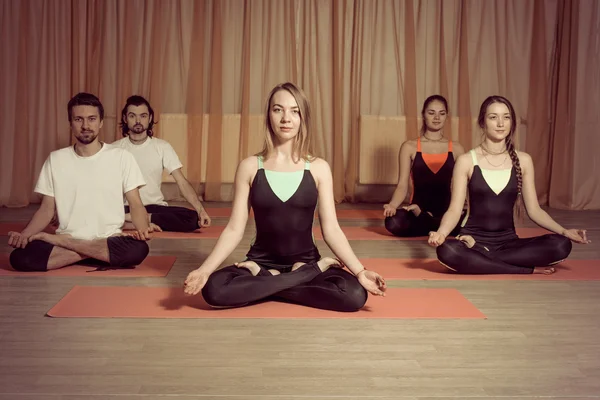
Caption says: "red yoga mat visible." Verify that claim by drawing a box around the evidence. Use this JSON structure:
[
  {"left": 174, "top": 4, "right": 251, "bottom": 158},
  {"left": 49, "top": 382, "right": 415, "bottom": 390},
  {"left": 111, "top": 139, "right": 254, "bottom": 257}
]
[
  {"left": 46, "top": 286, "right": 486, "bottom": 319},
  {"left": 149, "top": 226, "right": 225, "bottom": 238},
  {"left": 312, "top": 226, "right": 553, "bottom": 241},
  {"left": 362, "top": 258, "right": 600, "bottom": 281},
  {"left": 0, "top": 254, "right": 176, "bottom": 277},
  {"left": 0, "top": 222, "right": 56, "bottom": 235},
  {"left": 150, "top": 226, "right": 554, "bottom": 241},
  {"left": 0, "top": 222, "right": 553, "bottom": 241},
  {"left": 0, "top": 222, "right": 225, "bottom": 239},
  {"left": 204, "top": 208, "right": 383, "bottom": 220}
]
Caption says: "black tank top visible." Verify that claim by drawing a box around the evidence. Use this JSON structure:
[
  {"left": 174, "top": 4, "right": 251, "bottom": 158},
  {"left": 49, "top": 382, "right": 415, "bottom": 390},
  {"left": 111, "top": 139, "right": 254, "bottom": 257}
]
[
  {"left": 460, "top": 150, "right": 518, "bottom": 243},
  {"left": 245, "top": 157, "right": 321, "bottom": 269},
  {"left": 410, "top": 138, "right": 455, "bottom": 217}
]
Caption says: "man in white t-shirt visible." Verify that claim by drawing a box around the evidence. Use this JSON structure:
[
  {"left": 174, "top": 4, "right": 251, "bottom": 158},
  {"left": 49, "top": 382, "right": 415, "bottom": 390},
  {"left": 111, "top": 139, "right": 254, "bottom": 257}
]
[
  {"left": 113, "top": 95, "right": 211, "bottom": 232},
  {"left": 7, "top": 93, "right": 153, "bottom": 272}
]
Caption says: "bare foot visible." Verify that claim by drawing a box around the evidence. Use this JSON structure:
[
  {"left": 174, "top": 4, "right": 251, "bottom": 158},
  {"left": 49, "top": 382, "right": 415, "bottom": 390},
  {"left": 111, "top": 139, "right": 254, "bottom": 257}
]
[
  {"left": 456, "top": 235, "right": 476, "bottom": 249},
  {"left": 29, "top": 232, "right": 69, "bottom": 246},
  {"left": 235, "top": 261, "right": 261, "bottom": 276},
  {"left": 292, "top": 257, "right": 343, "bottom": 273},
  {"left": 149, "top": 223, "right": 162, "bottom": 233},
  {"left": 268, "top": 269, "right": 281, "bottom": 276},
  {"left": 291, "top": 262, "right": 306, "bottom": 272},
  {"left": 29, "top": 232, "right": 50, "bottom": 243},
  {"left": 122, "top": 222, "right": 136, "bottom": 231},
  {"left": 533, "top": 267, "right": 556, "bottom": 275},
  {"left": 318, "top": 257, "right": 344, "bottom": 272}
]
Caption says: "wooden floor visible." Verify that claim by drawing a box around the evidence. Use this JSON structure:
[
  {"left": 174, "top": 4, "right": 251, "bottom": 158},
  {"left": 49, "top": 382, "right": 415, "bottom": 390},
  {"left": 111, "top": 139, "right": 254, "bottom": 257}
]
[{"left": 1, "top": 203, "right": 600, "bottom": 400}]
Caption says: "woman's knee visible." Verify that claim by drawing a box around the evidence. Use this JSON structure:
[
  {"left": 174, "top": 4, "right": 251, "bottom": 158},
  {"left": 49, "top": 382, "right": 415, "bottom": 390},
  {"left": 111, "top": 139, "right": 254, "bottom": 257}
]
[
  {"left": 384, "top": 209, "right": 412, "bottom": 236},
  {"left": 545, "top": 234, "right": 573, "bottom": 262},
  {"left": 201, "top": 280, "right": 222, "bottom": 306},
  {"left": 344, "top": 280, "right": 368, "bottom": 312},
  {"left": 201, "top": 266, "right": 240, "bottom": 306},
  {"left": 436, "top": 240, "right": 465, "bottom": 270},
  {"left": 328, "top": 271, "right": 368, "bottom": 312}
]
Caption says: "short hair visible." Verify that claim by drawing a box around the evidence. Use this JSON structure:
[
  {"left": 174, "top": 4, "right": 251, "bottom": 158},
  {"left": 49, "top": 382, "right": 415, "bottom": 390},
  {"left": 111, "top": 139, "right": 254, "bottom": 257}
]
[{"left": 68, "top": 93, "right": 104, "bottom": 122}]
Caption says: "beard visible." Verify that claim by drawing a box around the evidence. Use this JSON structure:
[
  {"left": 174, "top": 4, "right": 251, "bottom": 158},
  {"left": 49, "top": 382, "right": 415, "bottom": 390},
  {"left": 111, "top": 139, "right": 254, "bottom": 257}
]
[
  {"left": 75, "top": 131, "right": 98, "bottom": 145},
  {"left": 130, "top": 124, "right": 146, "bottom": 134}
]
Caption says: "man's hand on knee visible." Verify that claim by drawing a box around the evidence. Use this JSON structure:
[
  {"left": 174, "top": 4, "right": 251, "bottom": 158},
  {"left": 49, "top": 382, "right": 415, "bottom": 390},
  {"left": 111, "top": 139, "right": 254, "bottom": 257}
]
[
  {"left": 123, "top": 228, "right": 152, "bottom": 241},
  {"left": 7, "top": 231, "right": 30, "bottom": 249},
  {"left": 198, "top": 209, "right": 212, "bottom": 228}
]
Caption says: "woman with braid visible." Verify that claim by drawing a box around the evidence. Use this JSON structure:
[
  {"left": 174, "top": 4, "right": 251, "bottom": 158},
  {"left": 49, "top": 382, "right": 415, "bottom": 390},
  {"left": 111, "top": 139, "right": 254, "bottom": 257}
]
[
  {"left": 384, "top": 95, "right": 465, "bottom": 236},
  {"left": 428, "top": 96, "right": 589, "bottom": 274}
]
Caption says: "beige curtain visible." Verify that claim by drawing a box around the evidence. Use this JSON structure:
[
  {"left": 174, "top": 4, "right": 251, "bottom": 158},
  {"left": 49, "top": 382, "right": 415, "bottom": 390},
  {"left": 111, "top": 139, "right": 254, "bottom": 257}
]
[
  {"left": 1, "top": 0, "right": 598, "bottom": 209},
  {"left": 0, "top": 0, "right": 73, "bottom": 206},
  {"left": 547, "top": 0, "right": 600, "bottom": 209}
]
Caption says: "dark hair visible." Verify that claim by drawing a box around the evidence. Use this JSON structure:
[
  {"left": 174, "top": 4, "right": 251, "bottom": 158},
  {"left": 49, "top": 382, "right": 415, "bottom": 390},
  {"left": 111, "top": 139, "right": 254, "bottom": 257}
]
[
  {"left": 68, "top": 93, "right": 104, "bottom": 122},
  {"left": 120, "top": 95, "right": 156, "bottom": 137},
  {"left": 477, "top": 95, "right": 523, "bottom": 218},
  {"left": 420, "top": 95, "right": 449, "bottom": 135}
]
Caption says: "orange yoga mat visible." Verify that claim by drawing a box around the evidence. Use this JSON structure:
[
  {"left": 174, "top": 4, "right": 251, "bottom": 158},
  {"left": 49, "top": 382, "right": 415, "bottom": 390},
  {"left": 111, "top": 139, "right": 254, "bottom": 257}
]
[
  {"left": 0, "top": 254, "right": 176, "bottom": 277},
  {"left": 0, "top": 222, "right": 56, "bottom": 235},
  {"left": 313, "top": 226, "right": 553, "bottom": 241},
  {"left": 362, "top": 258, "right": 600, "bottom": 280},
  {"left": 121, "top": 226, "right": 550, "bottom": 241},
  {"left": 0, "top": 223, "right": 225, "bottom": 239},
  {"left": 149, "top": 225, "right": 225, "bottom": 239},
  {"left": 204, "top": 208, "right": 383, "bottom": 220},
  {"left": 0, "top": 222, "right": 551, "bottom": 241},
  {"left": 313, "top": 226, "right": 411, "bottom": 241},
  {"left": 204, "top": 208, "right": 235, "bottom": 218},
  {"left": 46, "top": 286, "right": 485, "bottom": 319},
  {"left": 335, "top": 209, "right": 383, "bottom": 219}
]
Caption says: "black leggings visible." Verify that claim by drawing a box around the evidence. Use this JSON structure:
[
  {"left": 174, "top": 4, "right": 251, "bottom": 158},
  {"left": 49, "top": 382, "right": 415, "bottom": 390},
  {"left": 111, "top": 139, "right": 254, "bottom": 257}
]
[
  {"left": 9, "top": 236, "right": 149, "bottom": 272},
  {"left": 385, "top": 209, "right": 461, "bottom": 237},
  {"left": 436, "top": 233, "right": 573, "bottom": 274},
  {"left": 201, "top": 262, "right": 368, "bottom": 312},
  {"left": 125, "top": 204, "right": 199, "bottom": 232}
]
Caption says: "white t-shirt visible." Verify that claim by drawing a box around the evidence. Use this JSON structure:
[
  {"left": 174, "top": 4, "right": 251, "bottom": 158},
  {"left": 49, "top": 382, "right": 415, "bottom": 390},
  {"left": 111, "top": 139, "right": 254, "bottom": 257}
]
[
  {"left": 113, "top": 137, "right": 183, "bottom": 206},
  {"left": 35, "top": 144, "right": 146, "bottom": 240}
]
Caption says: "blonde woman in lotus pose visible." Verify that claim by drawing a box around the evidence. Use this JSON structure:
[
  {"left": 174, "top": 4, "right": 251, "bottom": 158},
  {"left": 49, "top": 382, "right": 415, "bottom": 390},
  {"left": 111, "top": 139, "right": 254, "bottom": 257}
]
[{"left": 184, "top": 83, "right": 386, "bottom": 311}]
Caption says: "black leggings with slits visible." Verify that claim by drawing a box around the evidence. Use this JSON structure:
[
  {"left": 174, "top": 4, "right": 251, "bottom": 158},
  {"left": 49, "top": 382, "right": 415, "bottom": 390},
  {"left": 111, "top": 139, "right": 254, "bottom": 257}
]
[
  {"left": 201, "top": 262, "right": 368, "bottom": 312},
  {"left": 385, "top": 209, "right": 462, "bottom": 237},
  {"left": 125, "top": 205, "right": 199, "bottom": 232},
  {"left": 436, "top": 233, "right": 573, "bottom": 274}
]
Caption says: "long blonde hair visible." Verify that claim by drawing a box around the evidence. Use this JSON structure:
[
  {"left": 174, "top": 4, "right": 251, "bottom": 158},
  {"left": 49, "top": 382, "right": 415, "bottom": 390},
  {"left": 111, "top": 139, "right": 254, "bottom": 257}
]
[{"left": 257, "top": 82, "right": 316, "bottom": 163}]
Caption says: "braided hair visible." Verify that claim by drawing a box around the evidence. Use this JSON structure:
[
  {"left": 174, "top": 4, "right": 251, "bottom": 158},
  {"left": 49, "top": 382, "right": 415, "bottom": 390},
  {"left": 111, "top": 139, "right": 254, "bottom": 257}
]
[{"left": 477, "top": 96, "right": 524, "bottom": 219}]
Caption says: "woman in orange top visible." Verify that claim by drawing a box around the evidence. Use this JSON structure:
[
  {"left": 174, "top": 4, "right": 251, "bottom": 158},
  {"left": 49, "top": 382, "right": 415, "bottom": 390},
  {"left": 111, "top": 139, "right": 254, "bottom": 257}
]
[{"left": 383, "top": 95, "right": 465, "bottom": 237}]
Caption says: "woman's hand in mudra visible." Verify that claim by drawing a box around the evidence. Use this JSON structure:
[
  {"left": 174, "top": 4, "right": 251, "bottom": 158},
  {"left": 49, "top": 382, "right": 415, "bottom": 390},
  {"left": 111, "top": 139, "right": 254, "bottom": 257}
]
[{"left": 357, "top": 270, "right": 386, "bottom": 296}]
